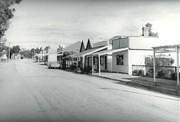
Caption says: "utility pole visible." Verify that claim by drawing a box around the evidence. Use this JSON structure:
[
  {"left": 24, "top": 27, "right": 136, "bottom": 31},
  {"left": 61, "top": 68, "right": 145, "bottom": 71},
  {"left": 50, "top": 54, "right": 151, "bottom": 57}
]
[
  {"left": 33, "top": 49, "right": 35, "bottom": 60},
  {"left": 0, "top": 42, "right": 3, "bottom": 58},
  {"left": 8, "top": 41, "right": 11, "bottom": 60}
]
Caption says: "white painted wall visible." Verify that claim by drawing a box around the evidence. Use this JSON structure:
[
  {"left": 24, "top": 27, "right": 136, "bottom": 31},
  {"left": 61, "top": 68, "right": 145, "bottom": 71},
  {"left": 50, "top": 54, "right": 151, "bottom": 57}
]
[
  {"left": 112, "top": 51, "right": 128, "bottom": 73},
  {"left": 129, "top": 36, "right": 162, "bottom": 49},
  {"left": 48, "top": 53, "right": 57, "bottom": 63},
  {"left": 106, "top": 36, "right": 179, "bottom": 75},
  {"left": 107, "top": 56, "right": 112, "bottom": 72}
]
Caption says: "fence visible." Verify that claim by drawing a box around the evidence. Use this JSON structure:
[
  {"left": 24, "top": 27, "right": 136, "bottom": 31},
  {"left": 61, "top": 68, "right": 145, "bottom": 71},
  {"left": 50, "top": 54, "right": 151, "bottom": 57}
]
[{"left": 132, "top": 65, "right": 179, "bottom": 80}]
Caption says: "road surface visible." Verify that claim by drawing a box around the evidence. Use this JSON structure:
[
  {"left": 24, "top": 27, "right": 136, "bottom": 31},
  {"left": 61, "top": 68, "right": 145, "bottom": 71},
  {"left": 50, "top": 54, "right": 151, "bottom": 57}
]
[{"left": 0, "top": 59, "right": 179, "bottom": 121}]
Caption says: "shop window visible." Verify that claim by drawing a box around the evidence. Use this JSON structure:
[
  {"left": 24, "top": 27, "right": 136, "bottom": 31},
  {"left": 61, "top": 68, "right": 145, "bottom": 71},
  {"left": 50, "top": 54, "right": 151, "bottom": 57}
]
[
  {"left": 93, "top": 57, "right": 96, "bottom": 65},
  {"left": 100, "top": 56, "right": 104, "bottom": 65},
  {"left": 116, "top": 55, "right": 124, "bottom": 65}
]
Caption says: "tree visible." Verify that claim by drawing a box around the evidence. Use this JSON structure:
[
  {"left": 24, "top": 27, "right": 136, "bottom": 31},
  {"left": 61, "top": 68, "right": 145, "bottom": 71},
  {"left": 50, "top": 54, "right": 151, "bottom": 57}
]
[
  {"left": 30, "top": 47, "right": 42, "bottom": 55},
  {"left": 142, "top": 22, "right": 159, "bottom": 37},
  {"left": 57, "top": 45, "right": 63, "bottom": 53},
  {"left": 0, "top": 0, "right": 22, "bottom": 39},
  {"left": 30, "top": 48, "right": 35, "bottom": 54},
  {"left": 11, "top": 45, "right": 20, "bottom": 54},
  {"left": 44, "top": 45, "right": 50, "bottom": 53},
  {"left": 145, "top": 23, "right": 152, "bottom": 29},
  {"left": 34, "top": 48, "right": 41, "bottom": 54},
  {"left": 20, "top": 49, "right": 32, "bottom": 58}
]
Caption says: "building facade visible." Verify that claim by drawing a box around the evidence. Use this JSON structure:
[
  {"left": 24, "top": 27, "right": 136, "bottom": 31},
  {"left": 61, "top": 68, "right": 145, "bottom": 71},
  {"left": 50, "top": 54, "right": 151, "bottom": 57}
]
[{"left": 94, "top": 36, "right": 162, "bottom": 75}]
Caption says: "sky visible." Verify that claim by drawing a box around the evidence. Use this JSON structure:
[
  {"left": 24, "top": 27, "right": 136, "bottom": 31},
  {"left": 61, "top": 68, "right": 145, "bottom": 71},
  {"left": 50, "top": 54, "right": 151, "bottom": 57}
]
[{"left": 5, "top": 0, "right": 180, "bottom": 49}]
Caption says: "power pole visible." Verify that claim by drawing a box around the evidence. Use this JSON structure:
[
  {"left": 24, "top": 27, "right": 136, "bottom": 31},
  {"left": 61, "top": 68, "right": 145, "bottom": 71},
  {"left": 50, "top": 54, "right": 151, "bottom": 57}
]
[{"left": 8, "top": 41, "right": 11, "bottom": 60}]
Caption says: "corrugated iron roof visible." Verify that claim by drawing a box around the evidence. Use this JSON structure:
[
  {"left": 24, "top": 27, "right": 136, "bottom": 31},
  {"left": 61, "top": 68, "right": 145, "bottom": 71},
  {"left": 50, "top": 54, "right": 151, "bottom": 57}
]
[
  {"left": 93, "top": 48, "right": 128, "bottom": 56},
  {"left": 63, "top": 41, "right": 81, "bottom": 53},
  {"left": 77, "top": 46, "right": 108, "bottom": 57}
]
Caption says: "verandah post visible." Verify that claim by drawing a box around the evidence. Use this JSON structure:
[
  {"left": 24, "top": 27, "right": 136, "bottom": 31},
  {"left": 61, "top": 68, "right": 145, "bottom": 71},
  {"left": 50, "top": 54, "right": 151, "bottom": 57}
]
[
  {"left": 153, "top": 48, "right": 156, "bottom": 83},
  {"left": 176, "top": 46, "right": 179, "bottom": 87},
  {"left": 92, "top": 55, "right": 94, "bottom": 74},
  {"left": 99, "top": 55, "right": 101, "bottom": 76}
]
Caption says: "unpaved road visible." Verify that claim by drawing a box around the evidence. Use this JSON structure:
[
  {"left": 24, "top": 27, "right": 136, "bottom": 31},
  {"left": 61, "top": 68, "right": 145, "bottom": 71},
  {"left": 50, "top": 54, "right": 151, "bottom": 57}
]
[{"left": 0, "top": 59, "right": 179, "bottom": 121}]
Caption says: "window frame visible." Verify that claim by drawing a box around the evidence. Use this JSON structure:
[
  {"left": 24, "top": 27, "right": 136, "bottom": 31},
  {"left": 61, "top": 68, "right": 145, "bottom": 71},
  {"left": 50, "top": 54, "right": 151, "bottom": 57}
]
[{"left": 116, "top": 55, "right": 124, "bottom": 65}]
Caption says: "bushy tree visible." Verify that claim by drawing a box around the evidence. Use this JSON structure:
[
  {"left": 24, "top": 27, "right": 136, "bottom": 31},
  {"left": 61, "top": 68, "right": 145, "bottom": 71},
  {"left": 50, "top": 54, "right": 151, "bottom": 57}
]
[
  {"left": 0, "top": 0, "right": 22, "bottom": 39},
  {"left": 142, "top": 22, "right": 159, "bottom": 37},
  {"left": 57, "top": 45, "right": 63, "bottom": 53},
  {"left": 11, "top": 45, "right": 20, "bottom": 54},
  {"left": 32, "top": 48, "right": 41, "bottom": 54},
  {"left": 20, "top": 49, "right": 32, "bottom": 58},
  {"left": 44, "top": 46, "right": 50, "bottom": 53}
]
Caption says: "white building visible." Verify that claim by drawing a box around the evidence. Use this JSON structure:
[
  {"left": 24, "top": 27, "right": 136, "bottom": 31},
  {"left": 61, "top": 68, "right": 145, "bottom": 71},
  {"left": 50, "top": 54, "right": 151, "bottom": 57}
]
[{"left": 93, "top": 36, "right": 162, "bottom": 75}]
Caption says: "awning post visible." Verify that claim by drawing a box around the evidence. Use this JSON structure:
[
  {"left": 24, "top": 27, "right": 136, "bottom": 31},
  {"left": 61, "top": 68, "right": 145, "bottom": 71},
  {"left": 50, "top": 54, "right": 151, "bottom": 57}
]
[
  {"left": 82, "top": 56, "right": 85, "bottom": 69},
  {"left": 153, "top": 48, "right": 156, "bottom": 82},
  {"left": 176, "top": 46, "right": 179, "bottom": 87},
  {"left": 92, "top": 55, "right": 94, "bottom": 74},
  {"left": 111, "top": 55, "right": 113, "bottom": 72},
  {"left": 98, "top": 55, "right": 101, "bottom": 75}
]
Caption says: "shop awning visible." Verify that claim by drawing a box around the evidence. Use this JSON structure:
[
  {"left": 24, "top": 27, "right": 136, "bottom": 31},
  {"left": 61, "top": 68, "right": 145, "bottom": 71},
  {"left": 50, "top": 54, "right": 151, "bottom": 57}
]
[
  {"left": 77, "top": 46, "right": 108, "bottom": 57},
  {"left": 57, "top": 53, "right": 63, "bottom": 56},
  {"left": 63, "top": 53, "right": 79, "bottom": 59},
  {"left": 153, "top": 44, "right": 180, "bottom": 53},
  {"left": 93, "top": 48, "right": 129, "bottom": 56}
]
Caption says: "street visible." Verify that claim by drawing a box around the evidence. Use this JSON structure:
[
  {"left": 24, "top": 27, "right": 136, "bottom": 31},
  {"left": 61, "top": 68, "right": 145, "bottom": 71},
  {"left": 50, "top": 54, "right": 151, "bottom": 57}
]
[{"left": 0, "top": 59, "right": 179, "bottom": 121}]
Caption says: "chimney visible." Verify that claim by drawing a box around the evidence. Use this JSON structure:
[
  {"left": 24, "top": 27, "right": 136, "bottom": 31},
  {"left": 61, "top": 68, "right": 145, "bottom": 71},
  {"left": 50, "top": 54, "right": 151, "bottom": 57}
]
[{"left": 142, "top": 26, "right": 150, "bottom": 37}]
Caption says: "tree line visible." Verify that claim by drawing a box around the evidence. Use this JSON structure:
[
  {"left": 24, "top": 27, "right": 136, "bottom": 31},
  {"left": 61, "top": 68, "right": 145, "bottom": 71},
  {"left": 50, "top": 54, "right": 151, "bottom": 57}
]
[{"left": 20, "top": 46, "right": 51, "bottom": 59}]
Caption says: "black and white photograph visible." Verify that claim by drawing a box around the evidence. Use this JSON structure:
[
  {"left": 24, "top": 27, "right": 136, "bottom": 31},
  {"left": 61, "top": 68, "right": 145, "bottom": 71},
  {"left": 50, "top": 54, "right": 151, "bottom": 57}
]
[{"left": 0, "top": 0, "right": 179, "bottom": 121}]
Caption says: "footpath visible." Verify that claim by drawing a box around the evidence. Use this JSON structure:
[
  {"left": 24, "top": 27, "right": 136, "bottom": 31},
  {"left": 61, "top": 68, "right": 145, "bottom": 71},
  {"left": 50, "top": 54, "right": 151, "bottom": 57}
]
[{"left": 92, "top": 72, "right": 180, "bottom": 97}]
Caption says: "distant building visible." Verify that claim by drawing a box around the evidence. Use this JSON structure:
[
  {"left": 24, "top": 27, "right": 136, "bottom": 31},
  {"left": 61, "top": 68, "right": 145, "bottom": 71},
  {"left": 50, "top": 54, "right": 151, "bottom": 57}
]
[
  {"left": 61, "top": 41, "right": 82, "bottom": 69},
  {"left": 0, "top": 50, "right": 7, "bottom": 61},
  {"left": 47, "top": 48, "right": 60, "bottom": 68}
]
